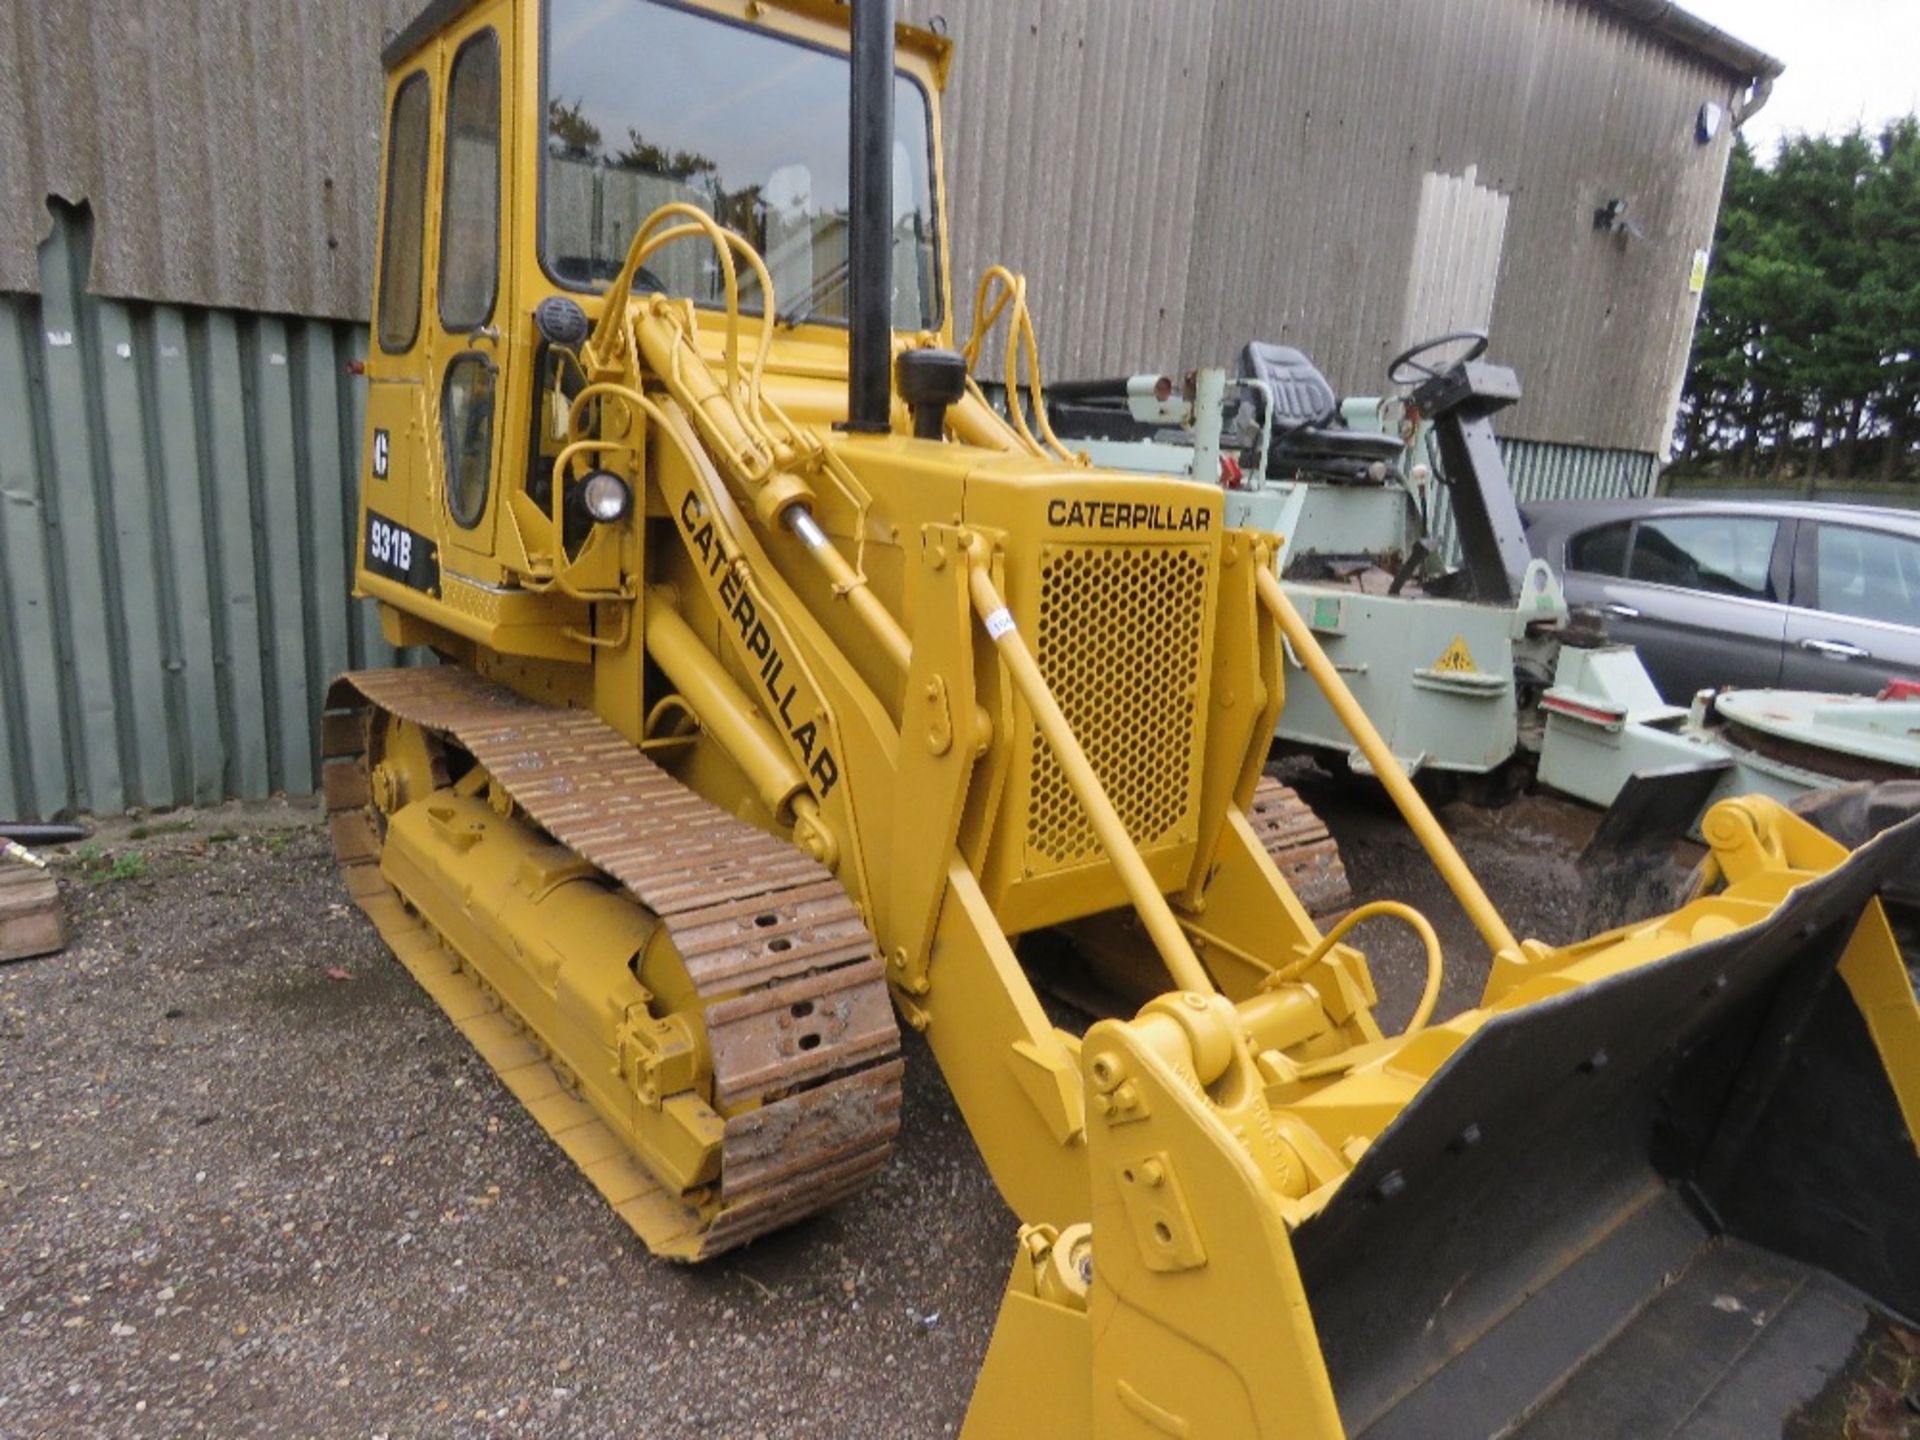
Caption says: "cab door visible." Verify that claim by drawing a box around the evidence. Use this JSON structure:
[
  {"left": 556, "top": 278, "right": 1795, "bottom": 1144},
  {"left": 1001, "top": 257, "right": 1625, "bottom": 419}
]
[
  {"left": 427, "top": 5, "right": 512, "bottom": 575},
  {"left": 360, "top": 63, "right": 435, "bottom": 589}
]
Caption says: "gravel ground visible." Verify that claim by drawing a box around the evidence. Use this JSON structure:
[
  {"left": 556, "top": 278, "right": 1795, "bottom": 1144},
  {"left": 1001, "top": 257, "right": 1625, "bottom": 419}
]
[{"left": 0, "top": 778, "right": 1694, "bottom": 1439}]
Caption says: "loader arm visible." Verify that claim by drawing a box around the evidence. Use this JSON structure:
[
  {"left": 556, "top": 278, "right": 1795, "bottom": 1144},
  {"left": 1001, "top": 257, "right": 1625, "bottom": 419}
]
[{"left": 555, "top": 219, "right": 1371, "bottom": 1225}]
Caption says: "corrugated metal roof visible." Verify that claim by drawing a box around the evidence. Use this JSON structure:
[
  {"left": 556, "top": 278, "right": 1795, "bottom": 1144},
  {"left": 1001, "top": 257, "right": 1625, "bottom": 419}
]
[
  {"left": 1587, "top": 0, "right": 1783, "bottom": 83},
  {"left": 0, "top": 0, "right": 417, "bottom": 317}
]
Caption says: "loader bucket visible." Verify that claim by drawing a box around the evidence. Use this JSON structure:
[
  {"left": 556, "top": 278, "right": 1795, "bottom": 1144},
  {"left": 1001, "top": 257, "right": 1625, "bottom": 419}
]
[{"left": 1295, "top": 810, "right": 1920, "bottom": 1439}]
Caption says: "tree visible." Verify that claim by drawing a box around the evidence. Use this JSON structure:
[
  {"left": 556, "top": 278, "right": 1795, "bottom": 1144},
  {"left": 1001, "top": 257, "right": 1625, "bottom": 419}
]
[
  {"left": 611, "top": 131, "right": 717, "bottom": 183},
  {"left": 547, "top": 98, "right": 602, "bottom": 161},
  {"left": 1674, "top": 119, "right": 1920, "bottom": 485}
]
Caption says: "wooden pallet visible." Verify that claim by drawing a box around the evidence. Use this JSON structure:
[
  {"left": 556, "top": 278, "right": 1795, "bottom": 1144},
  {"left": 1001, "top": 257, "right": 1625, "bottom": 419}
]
[{"left": 0, "top": 867, "right": 65, "bottom": 962}]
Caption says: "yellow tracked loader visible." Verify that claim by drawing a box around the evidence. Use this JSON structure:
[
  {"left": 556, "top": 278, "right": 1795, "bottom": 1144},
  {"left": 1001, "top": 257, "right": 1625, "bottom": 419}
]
[{"left": 329, "top": 0, "right": 1920, "bottom": 1432}]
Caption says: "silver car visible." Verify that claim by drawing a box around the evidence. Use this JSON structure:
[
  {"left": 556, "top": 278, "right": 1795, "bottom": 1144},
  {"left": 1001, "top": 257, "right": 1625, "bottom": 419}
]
[{"left": 1521, "top": 497, "right": 1920, "bottom": 701}]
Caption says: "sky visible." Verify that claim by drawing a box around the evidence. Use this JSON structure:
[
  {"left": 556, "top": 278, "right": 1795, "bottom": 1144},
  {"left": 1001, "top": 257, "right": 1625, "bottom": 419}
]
[{"left": 1679, "top": 0, "right": 1920, "bottom": 157}]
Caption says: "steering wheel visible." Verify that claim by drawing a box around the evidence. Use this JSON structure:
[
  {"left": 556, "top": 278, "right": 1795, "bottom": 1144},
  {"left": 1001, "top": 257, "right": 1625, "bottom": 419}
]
[{"left": 1388, "top": 330, "right": 1489, "bottom": 387}]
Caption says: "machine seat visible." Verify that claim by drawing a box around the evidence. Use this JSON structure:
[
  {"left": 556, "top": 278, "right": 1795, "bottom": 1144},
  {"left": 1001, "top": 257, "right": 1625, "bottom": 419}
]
[{"left": 1237, "top": 341, "right": 1407, "bottom": 480}]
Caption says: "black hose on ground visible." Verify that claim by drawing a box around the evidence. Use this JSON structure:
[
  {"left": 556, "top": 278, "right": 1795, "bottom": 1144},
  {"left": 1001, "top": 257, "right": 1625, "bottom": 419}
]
[{"left": 0, "top": 823, "right": 92, "bottom": 846}]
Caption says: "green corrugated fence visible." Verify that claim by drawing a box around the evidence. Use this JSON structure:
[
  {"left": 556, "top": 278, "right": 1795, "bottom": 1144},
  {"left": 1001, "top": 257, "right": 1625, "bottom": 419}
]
[{"left": 0, "top": 203, "right": 407, "bottom": 820}]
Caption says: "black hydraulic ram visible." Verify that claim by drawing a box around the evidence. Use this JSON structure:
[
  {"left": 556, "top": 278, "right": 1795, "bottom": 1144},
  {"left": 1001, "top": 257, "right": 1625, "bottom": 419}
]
[{"left": 844, "top": 0, "right": 896, "bottom": 433}]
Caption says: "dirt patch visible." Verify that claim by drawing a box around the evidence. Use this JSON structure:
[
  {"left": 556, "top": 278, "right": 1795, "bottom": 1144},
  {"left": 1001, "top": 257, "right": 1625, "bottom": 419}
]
[{"left": 0, "top": 781, "right": 1696, "bottom": 1437}]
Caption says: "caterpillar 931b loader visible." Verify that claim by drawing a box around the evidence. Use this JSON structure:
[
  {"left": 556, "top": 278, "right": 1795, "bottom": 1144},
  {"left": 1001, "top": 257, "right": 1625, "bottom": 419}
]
[{"left": 330, "top": 0, "right": 1920, "bottom": 1432}]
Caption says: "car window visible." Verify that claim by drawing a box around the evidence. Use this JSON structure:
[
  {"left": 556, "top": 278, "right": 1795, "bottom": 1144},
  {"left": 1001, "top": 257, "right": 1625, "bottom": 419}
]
[
  {"left": 1814, "top": 524, "right": 1920, "bottom": 625},
  {"left": 1627, "top": 516, "right": 1777, "bottom": 600},
  {"left": 1568, "top": 520, "right": 1631, "bottom": 576}
]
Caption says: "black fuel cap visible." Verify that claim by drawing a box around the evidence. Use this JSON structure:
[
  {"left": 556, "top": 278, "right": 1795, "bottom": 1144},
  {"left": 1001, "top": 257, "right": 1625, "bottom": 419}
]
[{"left": 895, "top": 348, "right": 969, "bottom": 409}]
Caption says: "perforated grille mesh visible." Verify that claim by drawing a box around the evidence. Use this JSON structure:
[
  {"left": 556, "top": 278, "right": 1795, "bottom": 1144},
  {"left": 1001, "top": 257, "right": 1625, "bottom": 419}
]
[{"left": 1025, "top": 543, "right": 1207, "bottom": 869}]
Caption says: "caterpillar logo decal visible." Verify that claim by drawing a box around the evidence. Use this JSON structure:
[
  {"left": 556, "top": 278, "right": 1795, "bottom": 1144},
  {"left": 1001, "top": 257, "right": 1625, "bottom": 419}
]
[
  {"left": 1046, "top": 498, "right": 1212, "bottom": 533},
  {"left": 677, "top": 491, "right": 840, "bottom": 798}
]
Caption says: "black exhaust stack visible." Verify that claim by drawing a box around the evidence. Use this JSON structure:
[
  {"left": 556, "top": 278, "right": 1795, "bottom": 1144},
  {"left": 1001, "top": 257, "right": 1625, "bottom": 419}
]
[{"left": 845, "top": 0, "right": 896, "bottom": 433}]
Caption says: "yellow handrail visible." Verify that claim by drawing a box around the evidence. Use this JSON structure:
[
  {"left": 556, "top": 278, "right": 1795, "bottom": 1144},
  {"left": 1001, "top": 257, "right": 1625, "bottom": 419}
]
[
  {"left": 1253, "top": 561, "right": 1523, "bottom": 961},
  {"left": 965, "top": 537, "right": 1214, "bottom": 997}
]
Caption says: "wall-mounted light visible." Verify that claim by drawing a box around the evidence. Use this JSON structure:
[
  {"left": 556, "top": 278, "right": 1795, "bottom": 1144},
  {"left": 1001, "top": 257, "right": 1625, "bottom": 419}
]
[{"left": 1697, "top": 101, "right": 1724, "bottom": 145}]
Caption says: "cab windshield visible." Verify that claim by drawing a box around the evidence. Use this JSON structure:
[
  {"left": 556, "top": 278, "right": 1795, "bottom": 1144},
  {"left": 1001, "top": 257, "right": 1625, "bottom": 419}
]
[{"left": 542, "top": 0, "right": 941, "bottom": 331}]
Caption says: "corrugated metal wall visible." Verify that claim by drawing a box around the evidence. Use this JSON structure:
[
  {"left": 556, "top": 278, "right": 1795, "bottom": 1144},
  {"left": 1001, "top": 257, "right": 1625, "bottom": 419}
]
[
  {"left": 908, "top": 0, "right": 1742, "bottom": 454},
  {"left": 1427, "top": 437, "right": 1660, "bottom": 561},
  {"left": 0, "top": 0, "right": 415, "bottom": 317},
  {"left": 0, "top": 204, "right": 405, "bottom": 819},
  {"left": 902, "top": 0, "right": 1226, "bottom": 388},
  {"left": 1399, "top": 167, "right": 1513, "bottom": 348}
]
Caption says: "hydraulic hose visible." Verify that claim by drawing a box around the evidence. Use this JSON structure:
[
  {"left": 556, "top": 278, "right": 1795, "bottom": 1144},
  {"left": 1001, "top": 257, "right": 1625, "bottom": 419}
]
[{"left": 1270, "top": 900, "right": 1445, "bottom": 1036}]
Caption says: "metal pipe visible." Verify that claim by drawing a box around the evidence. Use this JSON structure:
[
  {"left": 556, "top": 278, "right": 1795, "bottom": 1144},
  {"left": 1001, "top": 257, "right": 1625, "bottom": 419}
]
[
  {"left": 845, "top": 0, "right": 895, "bottom": 434},
  {"left": 1043, "top": 376, "right": 1141, "bottom": 403},
  {"left": 784, "top": 506, "right": 912, "bottom": 675},
  {"left": 964, "top": 542, "right": 1216, "bottom": 998},
  {"left": 644, "top": 590, "right": 810, "bottom": 820},
  {"left": 3, "top": 839, "right": 49, "bottom": 869},
  {"left": 1253, "top": 563, "right": 1522, "bottom": 960}
]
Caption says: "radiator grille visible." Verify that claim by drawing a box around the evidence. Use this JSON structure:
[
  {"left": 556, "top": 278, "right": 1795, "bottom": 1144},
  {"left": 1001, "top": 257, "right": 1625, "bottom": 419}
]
[{"left": 1025, "top": 543, "right": 1207, "bottom": 869}]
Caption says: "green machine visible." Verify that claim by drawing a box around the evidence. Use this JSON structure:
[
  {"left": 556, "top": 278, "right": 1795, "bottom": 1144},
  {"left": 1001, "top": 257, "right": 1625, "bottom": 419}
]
[
  {"left": 1047, "top": 335, "right": 1574, "bottom": 802},
  {"left": 1046, "top": 340, "right": 1920, "bottom": 834}
]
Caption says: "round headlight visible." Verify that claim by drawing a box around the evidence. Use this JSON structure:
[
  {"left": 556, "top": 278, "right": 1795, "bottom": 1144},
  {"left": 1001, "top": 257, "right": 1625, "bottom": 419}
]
[{"left": 578, "top": 470, "right": 632, "bottom": 524}]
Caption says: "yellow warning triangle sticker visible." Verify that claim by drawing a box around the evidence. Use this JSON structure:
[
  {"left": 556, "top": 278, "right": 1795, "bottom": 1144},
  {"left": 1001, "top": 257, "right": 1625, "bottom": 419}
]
[{"left": 1432, "top": 635, "right": 1479, "bottom": 674}]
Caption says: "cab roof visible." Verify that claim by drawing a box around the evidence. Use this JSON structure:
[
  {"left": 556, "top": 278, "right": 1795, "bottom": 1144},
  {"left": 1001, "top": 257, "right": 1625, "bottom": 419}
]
[{"left": 382, "top": 0, "right": 951, "bottom": 85}]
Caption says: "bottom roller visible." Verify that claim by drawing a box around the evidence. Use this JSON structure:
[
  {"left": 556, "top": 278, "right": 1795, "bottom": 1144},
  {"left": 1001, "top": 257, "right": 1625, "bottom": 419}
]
[{"left": 322, "top": 668, "right": 903, "bottom": 1260}]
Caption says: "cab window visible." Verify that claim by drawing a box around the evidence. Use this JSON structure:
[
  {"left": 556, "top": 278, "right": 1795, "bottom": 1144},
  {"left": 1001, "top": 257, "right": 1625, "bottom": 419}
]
[
  {"left": 1814, "top": 524, "right": 1920, "bottom": 625},
  {"left": 439, "top": 31, "right": 502, "bottom": 333},
  {"left": 540, "top": 0, "right": 941, "bottom": 330},
  {"left": 377, "top": 72, "right": 431, "bottom": 352},
  {"left": 1627, "top": 516, "right": 1777, "bottom": 600},
  {"left": 1567, "top": 520, "right": 1630, "bottom": 577},
  {"left": 443, "top": 356, "right": 497, "bottom": 527}
]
